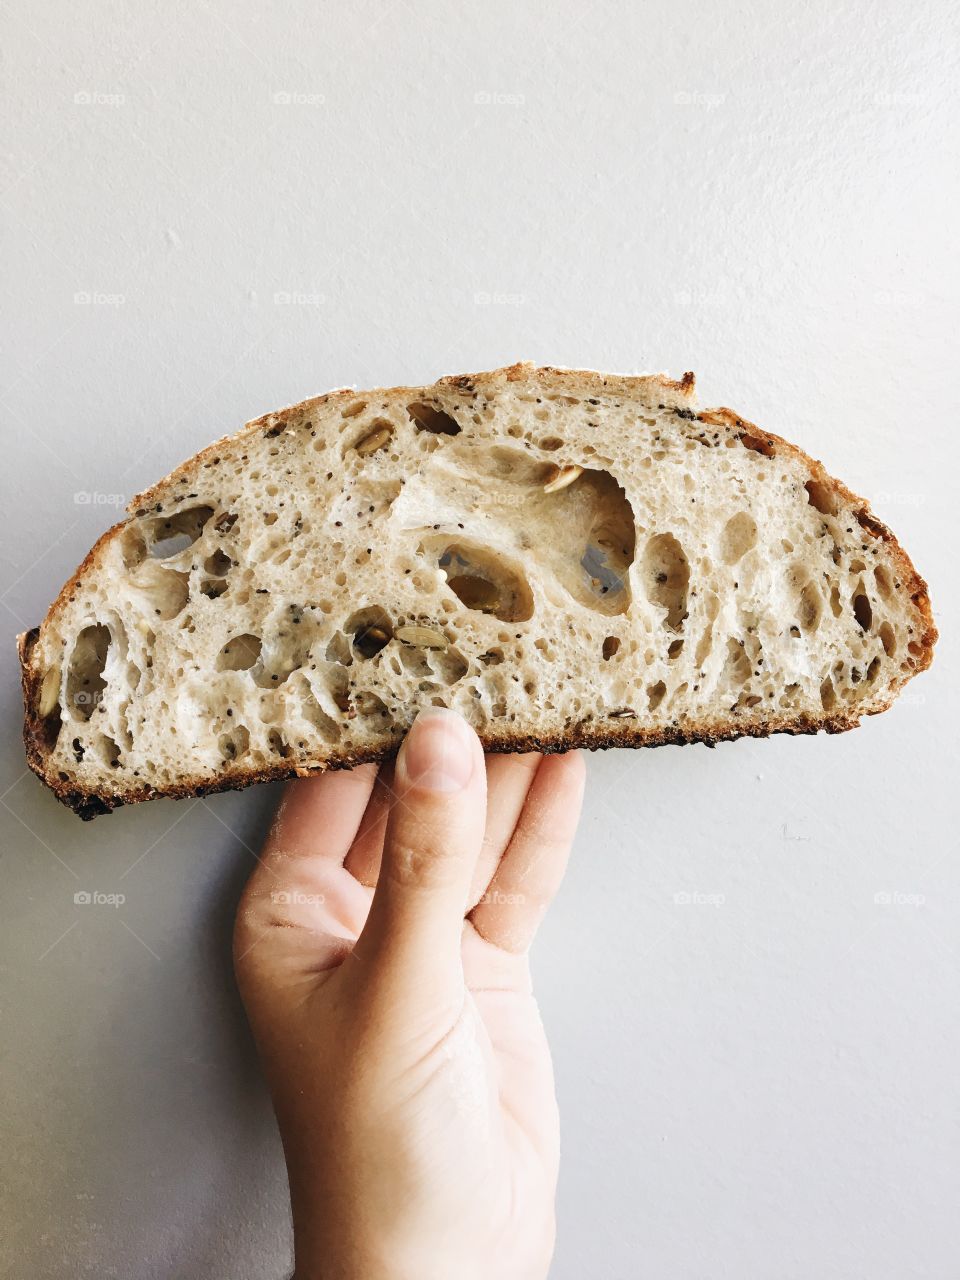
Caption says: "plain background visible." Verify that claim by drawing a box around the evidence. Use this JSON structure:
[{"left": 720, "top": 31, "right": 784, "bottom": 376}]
[{"left": 2, "top": 2, "right": 957, "bottom": 1277}]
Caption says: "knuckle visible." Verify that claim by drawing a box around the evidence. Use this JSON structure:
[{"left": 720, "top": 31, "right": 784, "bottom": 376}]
[{"left": 384, "top": 833, "right": 463, "bottom": 889}]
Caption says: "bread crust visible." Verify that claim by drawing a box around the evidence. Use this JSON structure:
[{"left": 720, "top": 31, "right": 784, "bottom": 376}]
[{"left": 18, "top": 363, "right": 937, "bottom": 819}]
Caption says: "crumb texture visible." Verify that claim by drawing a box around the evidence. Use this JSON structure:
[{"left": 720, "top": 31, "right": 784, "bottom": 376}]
[{"left": 21, "top": 363, "right": 935, "bottom": 815}]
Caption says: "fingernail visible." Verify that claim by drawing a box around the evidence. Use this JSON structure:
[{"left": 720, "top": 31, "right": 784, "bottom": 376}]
[{"left": 398, "top": 708, "right": 475, "bottom": 793}]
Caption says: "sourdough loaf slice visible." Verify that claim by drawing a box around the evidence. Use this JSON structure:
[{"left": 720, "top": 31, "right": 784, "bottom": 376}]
[{"left": 19, "top": 363, "right": 936, "bottom": 818}]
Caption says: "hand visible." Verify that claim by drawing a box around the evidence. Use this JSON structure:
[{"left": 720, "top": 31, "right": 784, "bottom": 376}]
[{"left": 234, "top": 708, "right": 585, "bottom": 1280}]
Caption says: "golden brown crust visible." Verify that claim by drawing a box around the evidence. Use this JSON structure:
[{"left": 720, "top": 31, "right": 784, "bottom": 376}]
[
  {"left": 28, "top": 701, "right": 866, "bottom": 821},
  {"left": 18, "top": 363, "right": 937, "bottom": 819}
]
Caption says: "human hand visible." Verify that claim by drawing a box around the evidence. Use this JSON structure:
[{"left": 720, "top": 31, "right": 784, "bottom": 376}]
[{"left": 234, "top": 708, "right": 585, "bottom": 1280}]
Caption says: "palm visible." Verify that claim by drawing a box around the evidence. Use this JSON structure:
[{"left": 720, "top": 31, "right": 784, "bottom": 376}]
[{"left": 236, "top": 741, "right": 584, "bottom": 1280}]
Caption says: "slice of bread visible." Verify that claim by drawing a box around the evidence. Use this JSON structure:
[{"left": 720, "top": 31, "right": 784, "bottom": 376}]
[{"left": 19, "top": 363, "right": 936, "bottom": 819}]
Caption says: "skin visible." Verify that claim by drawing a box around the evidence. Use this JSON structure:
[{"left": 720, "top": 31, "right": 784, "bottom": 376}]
[{"left": 234, "top": 707, "right": 586, "bottom": 1280}]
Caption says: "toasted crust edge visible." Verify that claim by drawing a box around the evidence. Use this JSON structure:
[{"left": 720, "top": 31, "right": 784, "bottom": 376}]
[{"left": 18, "top": 365, "right": 937, "bottom": 820}]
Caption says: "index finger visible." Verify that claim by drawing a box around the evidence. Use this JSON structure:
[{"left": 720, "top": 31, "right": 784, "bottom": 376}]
[{"left": 261, "top": 763, "right": 380, "bottom": 867}]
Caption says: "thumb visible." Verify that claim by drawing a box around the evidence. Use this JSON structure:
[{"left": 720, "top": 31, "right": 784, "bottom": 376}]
[{"left": 356, "top": 708, "right": 486, "bottom": 994}]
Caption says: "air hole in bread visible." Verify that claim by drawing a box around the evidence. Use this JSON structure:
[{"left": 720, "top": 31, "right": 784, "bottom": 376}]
[
  {"left": 407, "top": 401, "right": 460, "bottom": 436},
  {"left": 539, "top": 436, "right": 564, "bottom": 451},
  {"left": 346, "top": 606, "right": 393, "bottom": 659},
  {"left": 268, "top": 728, "right": 290, "bottom": 757},
  {"left": 398, "top": 643, "right": 434, "bottom": 678},
  {"left": 121, "top": 529, "right": 147, "bottom": 569},
  {"left": 721, "top": 512, "right": 758, "bottom": 565},
  {"left": 218, "top": 724, "right": 250, "bottom": 761},
  {"left": 797, "top": 579, "right": 822, "bottom": 632},
  {"left": 214, "top": 511, "right": 238, "bottom": 535},
  {"left": 129, "top": 561, "right": 190, "bottom": 619},
  {"left": 805, "top": 480, "right": 838, "bottom": 516},
  {"left": 427, "top": 540, "right": 534, "bottom": 623},
  {"left": 694, "top": 625, "right": 714, "bottom": 666},
  {"left": 722, "top": 637, "right": 751, "bottom": 689},
  {"left": 647, "top": 680, "right": 666, "bottom": 711},
  {"left": 540, "top": 471, "right": 636, "bottom": 618},
  {"left": 205, "top": 550, "right": 232, "bottom": 576},
  {"left": 852, "top": 584, "right": 872, "bottom": 631},
  {"left": 67, "top": 624, "right": 111, "bottom": 720},
  {"left": 820, "top": 675, "right": 837, "bottom": 711},
  {"left": 298, "top": 673, "right": 345, "bottom": 741},
  {"left": 147, "top": 506, "right": 214, "bottom": 558},
  {"left": 602, "top": 636, "right": 620, "bottom": 661},
  {"left": 430, "top": 644, "right": 469, "bottom": 686},
  {"left": 741, "top": 433, "right": 776, "bottom": 458},
  {"left": 874, "top": 564, "right": 893, "bottom": 600},
  {"left": 201, "top": 578, "right": 228, "bottom": 600},
  {"left": 325, "top": 631, "right": 353, "bottom": 665},
  {"left": 643, "top": 534, "right": 689, "bottom": 631},
  {"left": 356, "top": 691, "right": 389, "bottom": 716},
  {"left": 341, "top": 399, "right": 367, "bottom": 419},
  {"left": 216, "top": 634, "right": 262, "bottom": 672},
  {"left": 446, "top": 574, "right": 501, "bottom": 613},
  {"left": 735, "top": 691, "right": 762, "bottom": 710},
  {"left": 879, "top": 620, "right": 896, "bottom": 656},
  {"left": 96, "top": 734, "right": 121, "bottom": 768}
]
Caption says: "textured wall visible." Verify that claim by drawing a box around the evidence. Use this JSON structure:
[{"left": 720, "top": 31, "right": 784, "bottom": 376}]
[{"left": 1, "top": 2, "right": 957, "bottom": 1276}]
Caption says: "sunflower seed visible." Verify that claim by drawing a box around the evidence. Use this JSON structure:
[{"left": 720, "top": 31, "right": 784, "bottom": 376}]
[
  {"left": 543, "top": 464, "right": 583, "bottom": 493},
  {"left": 38, "top": 666, "right": 60, "bottom": 718},
  {"left": 395, "top": 625, "right": 448, "bottom": 649},
  {"left": 354, "top": 426, "right": 392, "bottom": 456}
]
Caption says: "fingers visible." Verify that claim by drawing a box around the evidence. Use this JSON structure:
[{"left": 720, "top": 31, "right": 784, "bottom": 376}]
[
  {"left": 355, "top": 708, "right": 486, "bottom": 988},
  {"left": 468, "top": 751, "right": 585, "bottom": 954},
  {"left": 261, "top": 765, "right": 379, "bottom": 869},
  {"left": 342, "top": 761, "right": 396, "bottom": 887},
  {"left": 234, "top": 765, "right": 378, "bottom": 988},
  {"left": 343, "top": 753, "right": 543, "bottom": 904},
  {"left": 468, "top": 753, "right": 543, "bottom": 909}
]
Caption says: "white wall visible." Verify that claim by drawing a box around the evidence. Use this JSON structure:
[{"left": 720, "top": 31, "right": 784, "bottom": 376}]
[{"left": 1, "top": 2, "right": 957, "bottom": 1276}]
